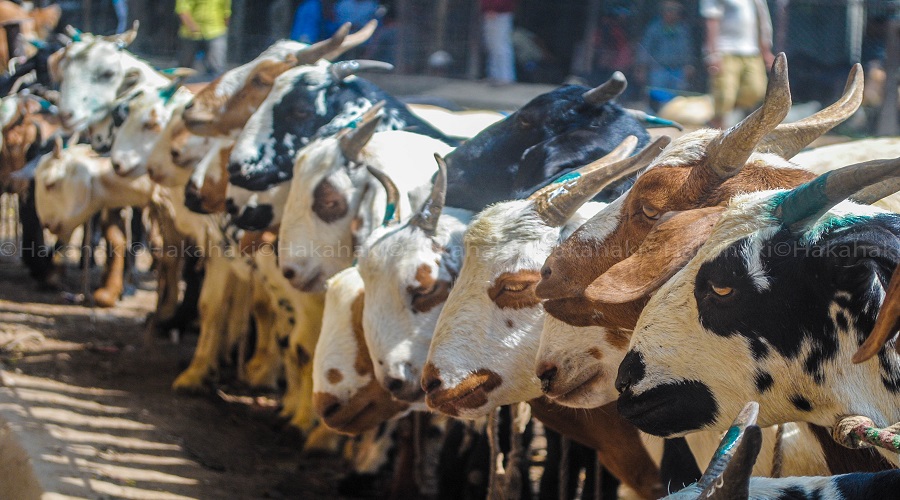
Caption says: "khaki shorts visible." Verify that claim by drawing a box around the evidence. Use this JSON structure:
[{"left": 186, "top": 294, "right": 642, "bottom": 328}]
[{"left": 711, "top": 54, "right": 768, "bottom": 120}]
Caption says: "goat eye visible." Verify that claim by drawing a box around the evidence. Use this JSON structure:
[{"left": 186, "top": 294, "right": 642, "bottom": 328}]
[
  {"left": 99, "top": 70, "right": 115, "bottom": 81},
  {"left": 502, "top": 282, "right": 529, "bottom": 293},
  {"left": 642, "top": 205, "right": 660, "bottom": 220},
  {"left": 710, "top": 284, "right": 734, "bottom": 297}
]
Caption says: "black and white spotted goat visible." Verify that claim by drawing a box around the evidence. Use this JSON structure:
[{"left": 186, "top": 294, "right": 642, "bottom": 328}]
[{"left": 615, "top": 156, "right": 900, "bottom": 470}]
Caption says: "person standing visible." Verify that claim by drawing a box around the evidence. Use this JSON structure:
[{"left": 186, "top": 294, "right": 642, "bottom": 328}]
[
  {"left": 700, "top": 0, "right": 774, "bottom": 128},
  {"left": 176, "top": 0, "right": 231, "bottom": 77},
  {"left": 112, "top": 0, "right": 128, "bottom": 34},
  {"left": 480, "top": 0, "right": 517, "bottom": 85},
  {"left": 637, "top": 1, "right": 695, "bottom": 94}
]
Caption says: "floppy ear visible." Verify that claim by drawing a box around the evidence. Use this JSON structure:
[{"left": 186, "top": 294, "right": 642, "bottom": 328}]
[
  {"left": 115, "top": 68, "right": 142, "bottom": 99},
  {"left": 584, "top": 206, "right": 725, "bottom": 303}
]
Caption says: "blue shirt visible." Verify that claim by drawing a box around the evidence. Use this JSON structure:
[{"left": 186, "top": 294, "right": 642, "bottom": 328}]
[
  {"left": 291, "top": 0, "right": 344, "bottom": 43},
  {"left": 638, "top": 19, "right": 694, "bottom": 69}
]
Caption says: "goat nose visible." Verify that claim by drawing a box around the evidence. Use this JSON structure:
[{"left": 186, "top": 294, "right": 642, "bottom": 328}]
[
  {"left": 536, "top": 362, "right": 558, "bottom": 392},
  {"left": 615, "top": 350, "right": 646, "bottom": 394},
  {"left": 386, "top": 377, "right": 405, "bottom": 394},
  {"left": 540, "top": 263, "right": 552, "bottom": 281},
  {"left": 422, "top": 374, "right": 442, "bottom": 394}
]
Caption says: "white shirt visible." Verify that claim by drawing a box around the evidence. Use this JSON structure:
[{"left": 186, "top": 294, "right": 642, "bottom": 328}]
[{"left": 700, "top": 0, "right": 772, "bottom": 56}]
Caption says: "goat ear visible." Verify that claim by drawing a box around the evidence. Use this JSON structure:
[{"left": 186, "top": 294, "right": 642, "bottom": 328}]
[
  {"left": 854, "top": 263, "right": 900, "bottom": 363},
  {"left": 115, "top": 68, "right": 142, "bottom": 99},
  {"left": 584, "top": 206, "right": 725, "bottom": 303}
]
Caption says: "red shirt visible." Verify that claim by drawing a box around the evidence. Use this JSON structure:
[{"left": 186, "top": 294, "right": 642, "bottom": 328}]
[{"left": 480, "top": 0, "right": 517, "bottom": 14}]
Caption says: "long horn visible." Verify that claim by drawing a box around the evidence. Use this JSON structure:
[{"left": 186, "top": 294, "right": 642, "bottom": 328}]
[
  {"left": 295, "top": 23, "right": 350, "bottom": 65},
  {"left": 367, "top": 165, "right": 401, "bottom": 226},
  {"left": 582, "top": 71, "right": 627, "bottom": 105},
  {"left": 339, "top": 112, "right": 381, "bottom": 162},
  {"left": 758, "top": 64, "right": 864, "bottom": 159},
  {"left": 410, "top": 154, "right": 449, "bottom": 236},
  {"left": 624, "top": 109, "right": 684, "bottom": 131},
  {"left": 531, "top": 135, "right": 670, "bottom": 227},
  {"left": 774, "top": 157, "right": 900, "bottom": 232},
  {"left": 853, "top": 263, "right": 900, "bottom": 363},
  {"left": 851, "top": 177, "right": 900, "bottom": 206},
  {"left": 695, "top": 402, "right": 760, "bottom": 492},
  {"left": 323, "top": 19, "right": 378, "bottom": 61},
  {"left": 703, "top": 53, "right": 791, "bottom": 180},
  {"left": 329, "top": 60, "right": 395, "bottom": 82}
]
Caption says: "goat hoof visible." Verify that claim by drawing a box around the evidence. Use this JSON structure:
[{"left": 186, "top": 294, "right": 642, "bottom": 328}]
[
  {"left": 244, "top": 358, "right": 280, "bottom": 390},
  {"left": 92, "top": 288, "right": 120, "bottom": 308},
  {"left": 172, "top": 369, "right": 212, "bottom": 394}
]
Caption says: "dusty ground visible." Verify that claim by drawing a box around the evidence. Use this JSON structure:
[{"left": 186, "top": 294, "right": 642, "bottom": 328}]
[{"left": 0, "top": 247, "right": 357, "bottom": 500}]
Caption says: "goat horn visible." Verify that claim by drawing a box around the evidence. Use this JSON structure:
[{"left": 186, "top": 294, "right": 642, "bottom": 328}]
[
  {"left": 699, "top": 424, "right": 762, "bottom": 499},
  {"left": 851, "top": 177, "right": 900, "bottom": 206},
  {"left": 329, "top": 60, "right": 394, "bottom": 82},
  {"left": 339, "top": 111, "right": 381, "bottom": 162},
  {"left": 367, "top": 165, "right": 401, "bottom": 227},
  {"left": 409, "top": 153, "right": 448, "bottom": 236},
  {"left": 703, "top": 53, "right": 791, "bottom": 180},
  {"left": 758, "top": 64, "right": 864, "bottom": 160},
  {"left": 295, "top": 23, "right": 350, "bottom": 65},
  {"left": 531, "top": 136, "right": 670, "bottom": 227},
  {"left": 624, "top": 109, "right": 684, "bottom": 131},
  {"left": 695, "top": 402, "right": 760, "bottom": 492},
  {"left": 358, "top": 100, "right": 386, "bottom": 124},
  {"left": 582, "top": 71, "right": 627, "bottom": 105},
  {"left": 323, "top": 19, "right": 378, "bottom": 61},
  {"left": 99, "top": 20, "right": 139, "bottom": 46},
  {"left": 774, "top": 157, "right": 900, "bottom": 232},
  {"left": 853, "top": 263, "right": 900, "bottom": 363}
]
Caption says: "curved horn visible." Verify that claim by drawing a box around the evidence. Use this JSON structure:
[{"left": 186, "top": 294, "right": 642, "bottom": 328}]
[
  {"left": 703, "top": 53, "right": 791, "bottom": 180},
  {"left": 695, "top": 402, "right": 760, "bottom": 492},
  {"left": 410, "top": 153, "right": 449, "bottom": 236},
  {"left": 100, "top": 20, "right": 138, "bottom": 47},
  {"left": 582, "top": 71, "right": 627, "bottom": 105},
  {"left": 323, "top": 19, "right": 379, "bottom": 61},
  {"left": 531, "top": 136, "right": 670, "bottom": 227},
  {"left": 700, "top": 424, "right": 762, "bottom": 499},
  {"left": 366, "top": 165, "right": 401, "bottom": 226},
  {"left": 339, "top": 112, "right": 381, "bottom": 162},
  {"left": 853, "top": 263, "right": 900, "bottom": 363},
  {"left": 774, "top": 157, "right": 900, "bottom": 232},
  {"left": 329, "top": 60, "right": 395, "bottom": 82},
  {"left": 758, "top": 64, "right": 864, "bottom": 159},
  {"left": 624, "top": 109, "right": 684, "bottom": 131},
  {"left": 295, "top": 23, "right": 350, "bottom": 65},
  {"left": 851, "top": 177, "right": 900, "bottom": 206}
]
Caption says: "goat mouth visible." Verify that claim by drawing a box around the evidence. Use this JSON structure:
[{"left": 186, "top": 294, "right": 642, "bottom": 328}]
[
  {"left": 427, "top": 383, "right": 490, "bottom": 417},
  {"left": 617, "top": 380, "right": 718, "bottom": 438},
  {"left": 544, "top": 369, "right": 604, "bottom": 403},
  {"left": 297, "top": 271, "right": 323, "bottom": 292}
]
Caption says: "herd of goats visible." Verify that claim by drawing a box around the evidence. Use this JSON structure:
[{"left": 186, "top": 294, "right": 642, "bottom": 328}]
[{"left": 2, "top": 14, "right": 900, "bottom": 500}]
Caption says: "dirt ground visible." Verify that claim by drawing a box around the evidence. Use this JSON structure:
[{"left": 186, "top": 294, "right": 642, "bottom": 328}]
[{"left": 0, "top": 247, "right": 359, "bottom": 500}]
